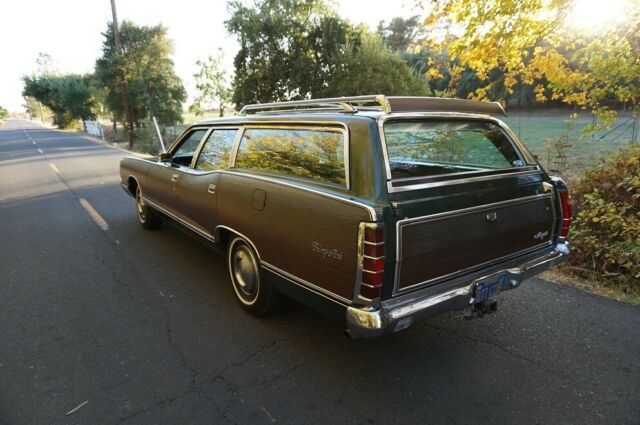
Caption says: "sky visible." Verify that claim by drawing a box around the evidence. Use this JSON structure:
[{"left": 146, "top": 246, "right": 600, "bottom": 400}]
[{"left": 0, "top": 0, "right": 420, "bottom": 112}]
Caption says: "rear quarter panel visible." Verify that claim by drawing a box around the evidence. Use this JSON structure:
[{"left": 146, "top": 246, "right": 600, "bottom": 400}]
[{"left": 216, "top": 173, "right": 372, "bottom": 302}]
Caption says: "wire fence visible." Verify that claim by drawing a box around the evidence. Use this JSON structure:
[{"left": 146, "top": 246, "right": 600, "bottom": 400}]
[{"left": 503, "top": 110, "right": 638, "bottom": 179}]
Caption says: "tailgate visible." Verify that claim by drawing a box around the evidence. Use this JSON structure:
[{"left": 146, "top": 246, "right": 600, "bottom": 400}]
[
  {"left": 395, "top": 193, "right": 555, "bottom": 293},
  {"left": 380, "top": 116, "right": 557, "bottom": 295}
]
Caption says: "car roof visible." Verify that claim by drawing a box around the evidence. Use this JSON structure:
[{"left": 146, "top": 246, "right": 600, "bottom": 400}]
[
  {"left": 193, "top": 111, "right": 383, "bottom": 126},
  {"left": 193, "top": 96, "right": 506, "bottom": 127}
]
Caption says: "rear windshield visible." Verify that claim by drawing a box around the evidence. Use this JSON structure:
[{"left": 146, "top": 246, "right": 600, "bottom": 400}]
[{"left": 383, "top": 120, "right": 524, "bottom": 180}]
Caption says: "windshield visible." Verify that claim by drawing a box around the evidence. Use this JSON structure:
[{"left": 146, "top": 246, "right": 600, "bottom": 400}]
[{"left": 383, "top": 120, "right": 525, "bottom": 180}]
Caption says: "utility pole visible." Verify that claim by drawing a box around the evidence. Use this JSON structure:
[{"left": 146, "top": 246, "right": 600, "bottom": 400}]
[
  {"left": 110, "top": 0, "right": 121, "bottom": 54},
  {"left": 110, "top": 0, "right": 133, "bottom": 147}
]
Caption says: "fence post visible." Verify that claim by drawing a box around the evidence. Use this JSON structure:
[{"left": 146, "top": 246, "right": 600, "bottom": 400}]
[{"left": 633, "top": 104, "right": 638, "bottom": 143}]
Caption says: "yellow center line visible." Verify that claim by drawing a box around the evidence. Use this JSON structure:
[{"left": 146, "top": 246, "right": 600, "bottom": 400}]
[
  {"left": 79, "top": 198, "right": 109, "bottom": 231},
  {"left": 49, "top": 162, "right": 60, "bottom": 174}
]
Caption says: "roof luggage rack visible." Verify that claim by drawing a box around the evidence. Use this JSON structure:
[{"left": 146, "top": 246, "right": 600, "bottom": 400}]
[{"left": 240, "top": 95, "right": 506, "bottom": 116}]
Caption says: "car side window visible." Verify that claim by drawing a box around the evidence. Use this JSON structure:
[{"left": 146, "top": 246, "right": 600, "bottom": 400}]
[
  {"left": 172, "top": 129, "right": 208, "bottom": 166},
  {"left": 195, "top": 129, "right": 238, "bottom": 171},
  {"left": 234, "top": 127, "right": 346, "bottom": 186}
]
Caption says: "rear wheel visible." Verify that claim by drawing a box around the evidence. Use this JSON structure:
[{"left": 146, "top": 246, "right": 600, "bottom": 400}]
[
  {"left": 136, "top": 186, "right": 162, "bottom": 230},
  {"left": 227, "top": 236, "right": 280, "bottom": 316}
]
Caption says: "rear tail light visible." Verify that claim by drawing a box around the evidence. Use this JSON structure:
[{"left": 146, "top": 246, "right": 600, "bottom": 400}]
[
  {"left": 559, "top": 191, "right": 572, "bottom": 238},
  {"left": 358, "top": 222, "right": 385, "bottom": 300}
]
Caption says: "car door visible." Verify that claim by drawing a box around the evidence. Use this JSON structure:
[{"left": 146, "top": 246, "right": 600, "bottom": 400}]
[
  {"left": 173, "top": 128, "right": 239, "bottom": 234},
  {"left": 144, "top": 128, "right": 209, "bottom": 214}
]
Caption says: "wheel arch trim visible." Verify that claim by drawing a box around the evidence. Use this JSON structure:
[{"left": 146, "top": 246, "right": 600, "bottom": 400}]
[{"left": 214, "top": 225, "right": 262, "bottom": 260}]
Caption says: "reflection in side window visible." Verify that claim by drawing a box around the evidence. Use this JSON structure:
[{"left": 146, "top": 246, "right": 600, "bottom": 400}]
[
  {"left": 196, "top": 130, "right": 237, "bottom": 171},
  {"left": 235, "top": 128, "right": 346, "bottom": 186},
  {"left": 174, "top": 129, "right": 207, "bottom": 158}
]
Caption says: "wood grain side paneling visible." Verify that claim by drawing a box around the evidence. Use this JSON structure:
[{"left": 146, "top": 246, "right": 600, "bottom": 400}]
[{"left": 216, "top": 173, "right": 371, "bottom": 301}]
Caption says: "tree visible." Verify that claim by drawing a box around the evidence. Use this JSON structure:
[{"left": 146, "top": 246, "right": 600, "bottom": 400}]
[
  {"left": 226, "top": 0, "right": 430, "bottom": 107},
  {"left": 377, "top": 16, "right": 424, "bottom": 52},
  {"left": 22, "top": 74, "right": 96, "bottom": 128},
  {"left": 421, "top": 0, "right": 640, "bottom": 128},
  {"left": 191, "top": 49, "right": 233, "bottom": 117},
  {"left": 0, "top": 106, "right": 8, "bottom": 121},
  {"left": 95, "top": 21, "right": 186, "bottom": 144},
  {"left": 226, "top": 0, "right": 357, "bottom": 106},
  {"left": 35, "top": 52, "right": 58, "bottom": 76},
  {"left": 324, "top": 33, "right": 431, "bottom": 97}
]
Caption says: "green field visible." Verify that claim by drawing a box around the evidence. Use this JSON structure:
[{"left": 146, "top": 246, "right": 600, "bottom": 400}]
[{"left": 503, "top": 111, "right": 637, "bottom": 177}]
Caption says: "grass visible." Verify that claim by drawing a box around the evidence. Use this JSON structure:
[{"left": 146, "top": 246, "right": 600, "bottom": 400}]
[{"left": 502, "top": 110, "right": 637, "bottom": 178}]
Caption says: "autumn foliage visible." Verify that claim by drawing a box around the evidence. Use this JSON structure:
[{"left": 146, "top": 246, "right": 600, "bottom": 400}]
[
  {"left": 568, "top": 145, "right": 640, "bottom": 290},
  {"left": 422, "top": 0, "right": 640, "bottom": 129}
]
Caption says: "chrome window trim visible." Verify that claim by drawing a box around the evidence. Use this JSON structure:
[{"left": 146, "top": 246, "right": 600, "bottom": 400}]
[
  {"left": 172, "top": 167, "right": 223, "bottom": 177},
  {"left": 191, "top": 126, "right": 241, "bottom": 171},
  {"left": 387, "top": 169, "right": 543, "bottom": 192},
  {"left": 261, "top": 261, "right": 351, "bottom": 306},
  {"left": 389, "top": 164, "right": 539, "bottom": 183},
  {"left": 168, "top": 126, "right": 211, "bottom": 162},
  {"left": 393, "top": 193, "right": 556, "bottom": 295},
  {"left": 220, "top": 169, "right": 377, "bottom": 220},
  {"left": 232, "top": 123, "right": 351, "bottom": 190},
  {"left": 229, "top": 127, "right": 245, "bottom": 168},
  {"left": 377, "top": 113, "right": 537, "bottom": 193}
]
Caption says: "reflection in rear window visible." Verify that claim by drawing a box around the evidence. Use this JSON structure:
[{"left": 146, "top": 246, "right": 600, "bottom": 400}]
[{"left": 383, "top": 120, "right": 524, "bottom": 180}]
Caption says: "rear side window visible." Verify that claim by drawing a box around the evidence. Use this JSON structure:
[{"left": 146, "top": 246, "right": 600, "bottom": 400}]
[
  {"left": 195, "top": 129, "right": 237, "bottom": 171},
  {"left": 234, "top": 128, "right": 346, "bottom": 186},
  {"left": 383, "top": 120, "right": 524, "bottom": 180}
]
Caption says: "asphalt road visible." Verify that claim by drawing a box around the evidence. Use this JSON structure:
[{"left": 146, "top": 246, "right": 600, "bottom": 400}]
[{"left": 0, "top": 120, "right": 638, "bottom": 425}]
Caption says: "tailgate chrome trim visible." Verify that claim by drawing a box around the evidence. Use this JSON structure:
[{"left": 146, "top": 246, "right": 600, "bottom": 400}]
[{"left": 394, "top": 193, "right": 556, "bottom": 295}]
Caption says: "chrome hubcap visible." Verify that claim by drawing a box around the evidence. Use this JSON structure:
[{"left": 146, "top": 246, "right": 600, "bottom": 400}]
[
  {"left": 232, "top": 245, "right": 258, "bottom": 299},
  {"left": 136, "top": 190, "right": 146, "bottom": 222}
]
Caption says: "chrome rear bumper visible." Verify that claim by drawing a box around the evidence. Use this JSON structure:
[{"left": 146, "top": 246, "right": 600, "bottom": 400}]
[{"left": 346, "top": 243, "right": 569, "bottom": 338}]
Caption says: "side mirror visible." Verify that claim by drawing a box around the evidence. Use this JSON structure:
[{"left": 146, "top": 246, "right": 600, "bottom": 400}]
[{"left": 159, "top": 152, "right": 172, "bottom": 162}]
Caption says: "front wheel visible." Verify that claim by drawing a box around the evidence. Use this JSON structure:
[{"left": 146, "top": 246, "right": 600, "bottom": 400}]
[
  {"left": 227, "top": 236, "right": 281, "bottom": 316},
  {"left": 135, "top": 186, "right": 162, "bottom": 230}
]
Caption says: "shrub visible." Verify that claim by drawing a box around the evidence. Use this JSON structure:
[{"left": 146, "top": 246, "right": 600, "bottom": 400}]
[{"left": 567, "top": 143, "right": 640, "bottom": 291}]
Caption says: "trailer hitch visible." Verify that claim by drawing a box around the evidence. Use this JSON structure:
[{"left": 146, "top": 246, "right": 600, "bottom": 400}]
[{"left": 461, "top": 299, "right": 498, "bottom": 320}]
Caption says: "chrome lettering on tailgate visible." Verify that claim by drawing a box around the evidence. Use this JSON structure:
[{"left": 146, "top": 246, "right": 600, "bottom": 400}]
[{"left": 533, "top": 231, "right": 549, "bottom": 240}]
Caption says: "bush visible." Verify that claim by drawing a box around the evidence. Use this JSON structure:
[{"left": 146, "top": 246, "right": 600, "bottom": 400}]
[{"left": 567, "top": 144, "right": 640, "bottom": 291}]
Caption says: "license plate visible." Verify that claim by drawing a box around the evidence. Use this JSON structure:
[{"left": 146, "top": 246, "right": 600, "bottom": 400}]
[{"left": 474, "top": 273, "right": 506, "bottom": 303}]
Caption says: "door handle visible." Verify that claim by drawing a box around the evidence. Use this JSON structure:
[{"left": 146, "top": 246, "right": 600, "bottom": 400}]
[
  {"left": 171, "top": 174, "right": 179, "bottom": 182},
  {"left": 207, "top": 184, "right": 216, "bottom": 194}
]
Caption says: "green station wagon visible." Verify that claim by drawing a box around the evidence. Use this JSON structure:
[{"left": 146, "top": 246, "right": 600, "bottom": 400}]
[{"left": 120, "top": 95, "right": 571, "bottom": 338}]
